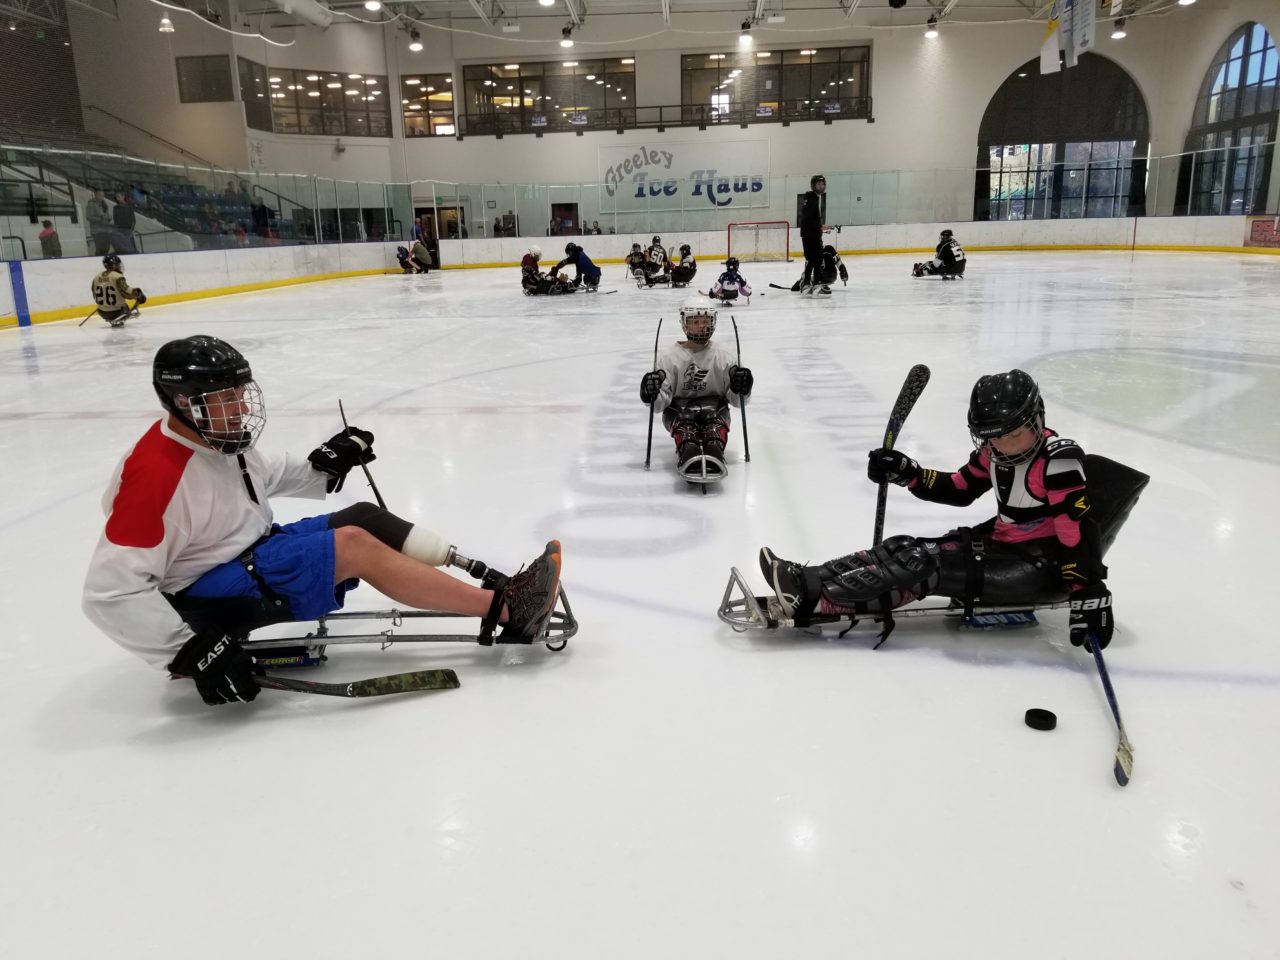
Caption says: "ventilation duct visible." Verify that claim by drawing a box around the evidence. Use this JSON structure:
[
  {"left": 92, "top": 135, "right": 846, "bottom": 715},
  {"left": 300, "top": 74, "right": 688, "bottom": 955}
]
[{"left": 269, "top": 0, "right": 334, "bottom": 28}]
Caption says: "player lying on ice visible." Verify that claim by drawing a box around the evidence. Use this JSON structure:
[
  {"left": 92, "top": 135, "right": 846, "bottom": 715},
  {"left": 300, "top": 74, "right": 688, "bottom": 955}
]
[
  {"left": 639, "top": 299, "right": 752, "bottom": 483},
  {"left": 725, "top": 370, "right": 1147, "bottom": 646},
  {"left": 82, "top": 335, "right": 565, "bottom": 705}
]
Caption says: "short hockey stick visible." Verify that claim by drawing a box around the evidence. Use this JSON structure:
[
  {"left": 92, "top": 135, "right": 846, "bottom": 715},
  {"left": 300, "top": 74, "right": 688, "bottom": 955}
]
[
  {"left": 1088, "top": 638, "right": 1134, "bottom": 786},
  {"left": 768, "top": 282, "right": 795, "bottom": 292},
  {"left": 731, "top": 316, "right": 750, "bottom": 463},
  {"left": 338, "top": 399, "right": 386, "bottom": 510},
  {"left": 256, "top": 667, "right": 459, "bottom": 698},
  {"left": 643, "top": 317, "right": 663, "bottom": 470},
  {"left": 77, "top": 307, "right": 98, "bottom": 327},
  {"left": 873, "top": 364, "right": 931, "bottom": 547}
]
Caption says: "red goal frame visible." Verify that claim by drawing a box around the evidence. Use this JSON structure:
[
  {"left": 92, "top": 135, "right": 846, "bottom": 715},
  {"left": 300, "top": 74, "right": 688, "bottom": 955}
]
[{"left": 726, "top": 221, "right": 792, "bottom": 262}]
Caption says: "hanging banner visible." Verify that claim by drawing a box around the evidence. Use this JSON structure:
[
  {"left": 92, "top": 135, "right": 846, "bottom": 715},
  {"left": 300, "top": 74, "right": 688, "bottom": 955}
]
[
  {"left": 598, "top": 139, "right": 770, "bottom": 212},
  {"left": 1040, "top": 1, "right": 1063, "bottom": 74},
  {"left": 1073, "top": 0, "right": 1097, "bottom": 59}
]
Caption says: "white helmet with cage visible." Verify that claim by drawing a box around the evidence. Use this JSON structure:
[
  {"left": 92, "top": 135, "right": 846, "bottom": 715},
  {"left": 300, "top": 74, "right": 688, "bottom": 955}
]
[
  {"left": 528, "top": 244, "right": 542, "bottom": 259},
  {"left": 679, "top": 297, "right": 717, "bottom": 343}
]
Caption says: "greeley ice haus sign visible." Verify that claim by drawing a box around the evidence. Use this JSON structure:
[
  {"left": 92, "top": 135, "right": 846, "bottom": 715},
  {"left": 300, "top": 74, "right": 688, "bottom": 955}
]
[{"left": 599, "top": 139, "right": 770, "bottom": 210}]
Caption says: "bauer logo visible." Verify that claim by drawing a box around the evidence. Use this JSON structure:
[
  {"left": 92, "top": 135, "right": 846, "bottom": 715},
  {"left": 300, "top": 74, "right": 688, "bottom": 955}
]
[{"left": 599, "top": 139, "right": 770, "bottom": 212}]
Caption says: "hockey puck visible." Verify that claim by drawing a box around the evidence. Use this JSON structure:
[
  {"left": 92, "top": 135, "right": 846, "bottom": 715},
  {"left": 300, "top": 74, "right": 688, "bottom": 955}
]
[{"left": 1024, "top": 708, "right": 1057, "bottom": 731}]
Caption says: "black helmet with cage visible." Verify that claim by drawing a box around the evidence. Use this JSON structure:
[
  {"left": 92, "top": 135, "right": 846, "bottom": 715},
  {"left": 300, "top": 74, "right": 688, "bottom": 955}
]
[
  {"left": 651, "top": 235, "right": 662, "bottom": 246},
  {"left": 632, "top": 242, "right": 643, "bottom": 253},
  {"left": 564, "top": 242, "right": 579, "bottom": 257},
  {"left": 153, "top": 336, "right": 265, "bottom": 455},
  {"left": 678, "top": 297, "right": 717, "bottom": 344},
  {"left": 679, "top": 243, "right": 691, "bottom": 255},
  {"left": 102, "top": 253, "right": 122, "bottom": 272},
  {"left": 723, "top": 256, "right": 740, "bottom": 272},
  {"left": 967, "top": 369, "right": 1045, "bottom": 465},
  {"left": 940, "top": 228, "right": 954, "bottom": 242}
]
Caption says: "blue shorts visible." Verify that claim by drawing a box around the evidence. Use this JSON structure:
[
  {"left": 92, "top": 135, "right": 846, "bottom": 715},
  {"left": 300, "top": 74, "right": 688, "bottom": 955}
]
[{"left": 184, "top": 514, "right": 360, "bottom": 620}]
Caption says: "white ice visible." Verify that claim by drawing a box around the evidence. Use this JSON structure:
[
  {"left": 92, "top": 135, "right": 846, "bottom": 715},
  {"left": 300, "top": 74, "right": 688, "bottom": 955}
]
[{"left": 1, "top": 251, "right": 1278, "bottom": 959}]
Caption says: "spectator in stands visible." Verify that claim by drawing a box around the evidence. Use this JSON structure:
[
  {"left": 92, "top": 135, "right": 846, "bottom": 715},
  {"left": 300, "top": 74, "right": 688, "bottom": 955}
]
[
  {"left": 414, "top": 218, "right": 426, "bottom": 243},
  {"left": 86, "top": 188, "right": 111, "bottom": 256},
  {"left": 237, "top": 180, "right": 253, "bottom": 207},
  {"left": 590, "top": 221, "right": 603, "bottom": 235},
  {"left": 223, "top": 180, "right": 239, "bottom": 203},
  {"left": 111, "top": 191, "right": 137, "bottom": 254},
  {"left": 251, "top": 194, "right": 273, "bottom": 241},
  {"left": 493, "top": 216, "right": 503, "bottom": 238},
  {"left": 38, "top": 220, "right": 62, "bottom": 259}
]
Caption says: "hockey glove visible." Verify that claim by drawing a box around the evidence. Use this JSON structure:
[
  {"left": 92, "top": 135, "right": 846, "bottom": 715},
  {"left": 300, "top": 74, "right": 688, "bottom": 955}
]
[
  {"left": 1069, "top": 583, "right": 1113, "bottom": 651},
  {"left": 168, "top": 631, "right": 261, "bottom": 705},
  {"left": 729, "top": 365, "right": 754, "bottom": 398},
  {"left": 135, "top": 291, "right": 147, "bottom": 305},
  {"left": 308, "top": 427, "right": 376, "bottom": 493},
  {"left": 640, "top": 370, "right": 666, "bottom": 405},
  {"left": 867, "top": 448, "right": 920, "bottom": 487}
]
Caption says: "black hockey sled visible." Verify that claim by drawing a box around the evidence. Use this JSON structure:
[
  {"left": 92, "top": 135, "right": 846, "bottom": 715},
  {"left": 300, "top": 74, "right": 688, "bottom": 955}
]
[{"left": 717, "top": 455, "right": 1149, "bottom": 636}]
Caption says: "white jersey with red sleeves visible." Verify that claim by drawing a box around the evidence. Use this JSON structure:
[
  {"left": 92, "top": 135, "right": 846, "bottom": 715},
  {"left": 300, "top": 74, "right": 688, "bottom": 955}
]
[{"left": 82, "top": 419, "right": 328, "bottom": 668}]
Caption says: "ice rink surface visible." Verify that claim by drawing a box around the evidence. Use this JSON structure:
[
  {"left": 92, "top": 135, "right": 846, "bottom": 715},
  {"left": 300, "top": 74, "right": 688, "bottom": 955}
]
[{"left": 2, "top": 250, "right": 1278, "bottom": 959}]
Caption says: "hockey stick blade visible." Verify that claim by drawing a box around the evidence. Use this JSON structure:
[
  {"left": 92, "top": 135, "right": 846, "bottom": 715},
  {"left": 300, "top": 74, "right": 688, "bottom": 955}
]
[
  {"left": 884, "top": 364, "right": 932, "bottom": 450},
  {"left": 256, "top": 668, "right": 460, "bottom": 698},
  {"left": 1089, "top": 638, "right": 1134, "bottom": 787}
]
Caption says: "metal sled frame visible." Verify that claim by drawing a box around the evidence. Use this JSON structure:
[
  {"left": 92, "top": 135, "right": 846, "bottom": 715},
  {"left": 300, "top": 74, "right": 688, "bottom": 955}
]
[
  {"left": 716, "top": 566, "right": 1066, "bottom": 633},
  {"left": 242, "top": 584, "right": 578, "bottom": 656}
]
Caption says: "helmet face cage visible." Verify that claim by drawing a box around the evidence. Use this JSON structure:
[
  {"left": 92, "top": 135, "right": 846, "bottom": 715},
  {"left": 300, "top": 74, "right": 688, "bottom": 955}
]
[
  {"left": 724, "top": 256, "right": 739, "bottom": 271},
  {"left": 940, "top": 229, "right": 954, "bottom": 242},
  {"left": 632, "top": 243, "right": 642, "bottom": 252},
  {"left": 103, "top": 254, "right": 121, "bottom": 272},
  {"left": 680, "top": 244, "right": 691, "bottom": 255},
  {"left": 968, "top": 371, "right": 1045, "bottom": 466},
  {"left": 652, "top": 236, "right": 661, "bottom": 245},
  {"left": 679, "top": 303, "right": 717, "bottom": 343},
  {"left": 184, "top": 381, "right": 267, "bottom": 455},
  {"left": 529, "top": 245, "right": 541, "bottom": 259}
]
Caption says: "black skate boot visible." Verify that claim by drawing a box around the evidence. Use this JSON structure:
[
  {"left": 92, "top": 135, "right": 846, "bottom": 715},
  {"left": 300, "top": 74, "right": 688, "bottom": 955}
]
[
  {"left": 758, "top": 546, "right": 810, "bottom": 618},
  {"left": 494, "top": 540, "right": 563, "bottom": 642}
]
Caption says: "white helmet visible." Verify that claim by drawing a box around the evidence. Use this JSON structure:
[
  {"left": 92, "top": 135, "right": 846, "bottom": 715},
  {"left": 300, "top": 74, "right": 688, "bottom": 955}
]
[
  {"left": 679, "top": 297, "right": 717, "bottom": 343},
  {"left": 528, "top": 244, "right": 542, "bottom": 259}
]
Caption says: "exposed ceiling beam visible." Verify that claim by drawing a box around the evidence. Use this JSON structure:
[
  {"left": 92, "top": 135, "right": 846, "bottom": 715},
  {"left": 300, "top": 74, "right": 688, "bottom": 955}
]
[
  {"left": 659, "top": 0, "right": 669, "bottom": 26},
  {"left": 753, "top": 0, "right": 765, "bottom": 22},
  {"left": 563, "top": 0, "right": 581, "bottom": 26},
  {"left": 940, "top": 0, "right": 961, "bottom": 16},
  {"left": 0, "top": 0, "right": 62, "bottom": 28},
  {"left": 464, "top": 0, "right": 492, "bottom": 27},
  {"left": 841, "top": 0, "right": 861, "bottom": 19}
]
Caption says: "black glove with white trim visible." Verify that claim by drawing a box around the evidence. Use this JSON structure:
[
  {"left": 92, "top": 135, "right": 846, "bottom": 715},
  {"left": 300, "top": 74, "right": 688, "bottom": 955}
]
[
  {"left": 168, "top": 631, "right": 261, "bottom": 705},
  {"left": 1069, "top": 582, "right": 1113, "bottom": 651},
  {"left": 867, "top": 448, "right": 920, "bottom": 486},
  {"left": 308, "top": 427, "right": 375, "bottom": 493}
]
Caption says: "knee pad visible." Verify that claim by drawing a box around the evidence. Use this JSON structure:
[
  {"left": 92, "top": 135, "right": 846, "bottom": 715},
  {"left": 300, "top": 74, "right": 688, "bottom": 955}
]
[
  {"left": 819, "top": 535, "right": 940, "bottom": 611},
  {"left": 327, "top": 503, "right": 412, "bottom": 552}
]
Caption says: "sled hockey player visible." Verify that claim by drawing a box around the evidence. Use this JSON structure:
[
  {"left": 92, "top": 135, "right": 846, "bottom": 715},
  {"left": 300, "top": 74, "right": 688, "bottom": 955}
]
[
  {"left": 644, "top": 235, "right": 672, "bottom": 283},
  {"left": 395, "top": 246, "right": 415, "bottom": 274},
  {"left": 90, "top": 254, "right": 146, "bottom": 327},
  {"left": 82, "top": 335, "right": 564, "bottom": 705},
  {"left": 625, "top": 243, "right": 649, "bottom": 282},
  {"left": 522, "top": 244, "right": 544, "bottom": 293},
  {"left": 552, "top": 242, "right": 602, "bottom": 290},
  {"left": 670, "top": 244, "right": 697, "bottom": 288},
  {"left": 708, "top": 257, "right": 752, "bottom": 303},
  {"left": 791, "top": 244, "right": 848, "bottom": 295},
  {"left": 639, "top": 299, "right": 753, "bottom": 483},
  {"left": 757, "top": 369, "right": 1143, "bottom": 649},
  {"left": 913, "top": 229, "right": 966, "bottom": 279}
]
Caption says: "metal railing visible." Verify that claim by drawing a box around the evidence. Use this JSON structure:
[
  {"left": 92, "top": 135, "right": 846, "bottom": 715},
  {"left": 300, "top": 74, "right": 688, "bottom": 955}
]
[
  {"left": 458, "top": 97, "right": 872, "bottom": 138},
  {"left": 83, "top": 106, "right": 219, "bottom": 169}
]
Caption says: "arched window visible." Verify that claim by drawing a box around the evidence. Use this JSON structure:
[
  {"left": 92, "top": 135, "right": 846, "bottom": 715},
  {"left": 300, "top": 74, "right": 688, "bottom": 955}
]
[
  {"left": 1182, "top": 23, "right": 1277, "bottom": 215},
  {"left": 975, "top": 54, "right": 1149, "bottom": 220}
]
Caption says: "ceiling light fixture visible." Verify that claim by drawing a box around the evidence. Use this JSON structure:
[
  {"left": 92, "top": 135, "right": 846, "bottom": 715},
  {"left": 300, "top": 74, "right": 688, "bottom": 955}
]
[
  {"left": 539, "top": 0, "right": 555, "bottom": 5},
  {"left": 158, "top": 15, "right": 174, "bottom": 32},
  {"left": 925, "top": 15, "right": 939, "bottom": 38},
  {"left": 739, "top": 20, "right": 753, "bottom": 48},
  {"left": 408, "top": 28, "right": 423, "bottom": 52},
  {"left": 560, "top": 25, "right": 574, "bottom": 48},
  {"left": 1111, "top": 17, "right": 1127, "bottom": 38},
  {"left": 364, "top": 0, "right": 381, "bottom": 10}
]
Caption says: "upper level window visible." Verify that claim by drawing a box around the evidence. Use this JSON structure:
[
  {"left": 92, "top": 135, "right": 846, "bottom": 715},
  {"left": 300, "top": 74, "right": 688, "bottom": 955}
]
[
  {"left": 237, "top": 59, "right": 392, "bottom": 137},
  {"left": 177, "top": 55, "right": 233, "bottom": 103},
  {"left": 681, "top": 46, "right": 870, "bottom": 121},
  {"left": 402, "top": 74, "right": 455, "bottom": 137},
  {"left": 462, "top": 58, "right": 635, "bottom": 128}
]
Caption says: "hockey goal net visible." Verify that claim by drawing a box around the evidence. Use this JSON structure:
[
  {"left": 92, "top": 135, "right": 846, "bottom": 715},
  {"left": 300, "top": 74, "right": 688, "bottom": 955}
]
[{"left": 726, "top": 221, "right": 791, "bottom": 262}]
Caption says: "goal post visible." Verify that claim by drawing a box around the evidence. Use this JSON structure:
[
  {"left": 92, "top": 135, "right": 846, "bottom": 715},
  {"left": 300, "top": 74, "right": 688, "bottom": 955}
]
[{"left": 726, "top": 221, "right": 792, "bottom": 262}]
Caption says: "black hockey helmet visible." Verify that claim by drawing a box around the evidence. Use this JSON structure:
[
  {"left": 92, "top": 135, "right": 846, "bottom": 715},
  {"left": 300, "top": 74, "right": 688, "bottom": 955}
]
[
  {"left": 632, "top": 242, "right": 643, "bottom": 252},
  {"left": 102, "top": 253, "right": 122, "bottom": 272},
  {"left": 396, "top": 246, "right": 408, "bottom": 257},
  {"left": 564, "top": 242, "right": 579, "bottom": 256},
  {"left": 810, "top": 174, "right": 826, "bottom": 189},
  {"left": 153, "top": 335, "right": 265, "bottom": 454},
  {"left": 723, "top": 256, "right": 740, "bottom": 271},
  {"left": 822, "top": 244, "right": 837, "bottom": 256},
  {"left": 652, "top": 235, "right": 662, "bottom": 245},
  {"left": 679, "top": 243, "right": 691, "bottom": 255},
  {"left": 967, "top": 369, "right": 1045, "bottom": 465},
  {"left": 940, "top": 228, "right": 954, "bottom": 241}
]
